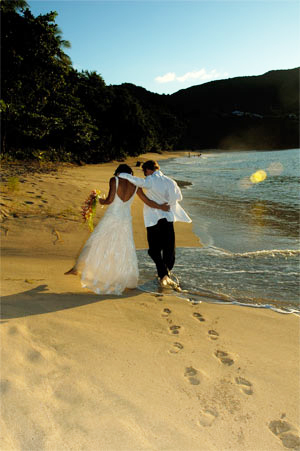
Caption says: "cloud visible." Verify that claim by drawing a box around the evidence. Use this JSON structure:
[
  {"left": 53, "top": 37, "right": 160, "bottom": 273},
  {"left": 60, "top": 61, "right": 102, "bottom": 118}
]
[
  {"left": 177, "top": 69, "right": 218, "bottom": 82},
  {"left": 154, "top": 72, "right": 176, "bottom": 83},
  {"left": 155, "top": 68, "right": 228, "bottom": 84}
]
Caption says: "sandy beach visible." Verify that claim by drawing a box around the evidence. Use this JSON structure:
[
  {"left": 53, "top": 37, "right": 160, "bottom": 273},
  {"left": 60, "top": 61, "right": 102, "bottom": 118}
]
[{"left": 1, "top": 151, "right": 299, "bottom": 451}]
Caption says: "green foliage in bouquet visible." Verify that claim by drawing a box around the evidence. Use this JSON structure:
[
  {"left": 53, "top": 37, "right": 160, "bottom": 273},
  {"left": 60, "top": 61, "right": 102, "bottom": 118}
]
[{"left": 81, "top": 190, "right": 102, "bottom": 231}]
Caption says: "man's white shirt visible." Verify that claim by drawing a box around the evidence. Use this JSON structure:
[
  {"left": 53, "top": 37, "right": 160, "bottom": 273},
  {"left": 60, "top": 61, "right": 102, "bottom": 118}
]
[{"left": 118, "top": 170, "right": 192, "bottom": 227}]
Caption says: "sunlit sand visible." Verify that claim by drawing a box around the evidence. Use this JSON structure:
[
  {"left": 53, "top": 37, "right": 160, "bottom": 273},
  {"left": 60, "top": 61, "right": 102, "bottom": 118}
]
[{"left": 1, "top": 151, "right": 299, "bottom": 450}]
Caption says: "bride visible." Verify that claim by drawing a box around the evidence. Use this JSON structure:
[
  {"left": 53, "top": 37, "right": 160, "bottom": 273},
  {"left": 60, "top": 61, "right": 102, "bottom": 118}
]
[{"left": 65, "top": 164, "right": 169, "bottom": 295}]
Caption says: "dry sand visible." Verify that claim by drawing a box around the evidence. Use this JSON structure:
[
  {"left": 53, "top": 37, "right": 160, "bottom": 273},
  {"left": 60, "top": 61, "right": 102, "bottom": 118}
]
[{"left": 1, "top": 151, "right": 299, "bottom": 451}]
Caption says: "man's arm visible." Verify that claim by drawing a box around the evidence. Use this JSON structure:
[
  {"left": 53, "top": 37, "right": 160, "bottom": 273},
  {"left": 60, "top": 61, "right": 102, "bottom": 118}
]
[
  {"left": 136, "top": 188, "right": 170, "bottom": 211},
  {"left": 118, "top": 172, "right": 152, "bottom": 189}
]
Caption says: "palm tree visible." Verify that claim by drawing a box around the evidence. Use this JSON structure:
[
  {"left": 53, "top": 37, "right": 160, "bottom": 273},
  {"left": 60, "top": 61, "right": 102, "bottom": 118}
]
[
  {"left": 54, "top": 22, "right": 72, "bottom": 66},
  {"left": 0, "top": 0, "right": 29, "bottom": 13}
]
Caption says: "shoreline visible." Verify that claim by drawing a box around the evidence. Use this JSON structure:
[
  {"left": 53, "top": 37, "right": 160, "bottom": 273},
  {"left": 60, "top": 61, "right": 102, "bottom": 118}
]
[
  {"left": 1, "top": 150, "right": 300, "bottom": 451},
  {"left": 0, "top": 150, "right": 201, "bottom": 253}
]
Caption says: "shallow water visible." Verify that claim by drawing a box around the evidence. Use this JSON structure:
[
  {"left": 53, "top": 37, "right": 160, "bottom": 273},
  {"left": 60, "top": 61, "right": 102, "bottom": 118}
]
[
  {"left": 137, "top": 247, "right": 300, "bottom": 313},
  {"left": 138, "top": 149, "right": 300, "bottom": 313}
]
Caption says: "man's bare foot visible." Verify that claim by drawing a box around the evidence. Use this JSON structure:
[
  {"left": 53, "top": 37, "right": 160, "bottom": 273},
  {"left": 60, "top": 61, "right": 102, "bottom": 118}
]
[
  {"left": 160, "top": 275, "right": 178, "bottom": 288},
  {"left": 64, "top": 268, "right": 78, "bottom": 275}
]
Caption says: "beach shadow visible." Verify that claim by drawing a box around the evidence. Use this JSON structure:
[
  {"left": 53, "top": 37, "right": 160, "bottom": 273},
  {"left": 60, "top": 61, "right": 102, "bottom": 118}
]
[{"left": 0, "top": 284, "right": 140, "bottom": 320}]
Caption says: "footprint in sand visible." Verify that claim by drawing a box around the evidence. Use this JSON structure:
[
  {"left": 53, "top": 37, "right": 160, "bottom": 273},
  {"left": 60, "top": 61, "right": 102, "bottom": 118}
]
[
  {"left": 8, "top": 326, "right": 18, "bottom": 335},
  {"left": 153, "top": 294, "right": 164, "bottom": 300},
  {"left": 208, "top": 330, "right": 219, "bottom": 340},
  {"left": 27, "top": 349, "right": 42, "bottom": 363},
  {"left": 169, "top": 325, "right": 181, "bottom": 335},
  {"left": 0, "top": 379, "right": 10, "bottom": 395},
  {"left": 184, "top": 366, "right": 201, "bottom": 385},
  {"left": 162, "top": 308, "right": 172, "bottom": 318},
  {"left": 269, "top": 420, "right": 300, "bottom": 450},
  {"left": 235, "top": 376, "right": 253, "bottom": 395},
  {"left": 193, "top": 312, "right": 205, "bottom": 322},
  {"left": 198, "top": 409, "right": 219, "bottom": 427},
  {"left": 215, "top": 350, "right": 234, "bottom": 366},
  {"left": 169, "top": 342, "right": 184, "bottom": 354}
]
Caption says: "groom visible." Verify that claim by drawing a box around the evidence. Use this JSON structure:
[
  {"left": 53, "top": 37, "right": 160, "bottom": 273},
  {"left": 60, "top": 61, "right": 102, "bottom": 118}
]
[{"left": 119, "top": 160, "right": 191, "bottom": 288}]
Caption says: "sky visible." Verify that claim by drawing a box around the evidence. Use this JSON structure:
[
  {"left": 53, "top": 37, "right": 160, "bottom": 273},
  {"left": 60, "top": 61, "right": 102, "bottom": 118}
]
[{"left": 28, "top": 0, "right": 299, "bottom": 95}]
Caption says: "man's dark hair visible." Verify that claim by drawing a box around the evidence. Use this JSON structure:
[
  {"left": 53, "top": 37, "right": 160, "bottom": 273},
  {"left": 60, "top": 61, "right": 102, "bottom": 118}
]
[
  {"left": 114, "top": 164, "right": 133, "bottom": 175},
  {"left": 142, "top": 160, "right": 160, "bottom": 172}
]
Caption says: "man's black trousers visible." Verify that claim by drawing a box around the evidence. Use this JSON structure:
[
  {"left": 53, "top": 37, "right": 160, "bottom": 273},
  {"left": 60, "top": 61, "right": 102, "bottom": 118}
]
[{"left": 146, "top": 218, "right": 175, "bottom": 279}]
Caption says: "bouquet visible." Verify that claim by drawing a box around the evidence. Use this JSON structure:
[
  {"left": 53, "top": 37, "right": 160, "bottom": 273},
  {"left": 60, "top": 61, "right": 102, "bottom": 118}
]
[{"left": 81, "top": 189, "right": 102, "bottom": 231}]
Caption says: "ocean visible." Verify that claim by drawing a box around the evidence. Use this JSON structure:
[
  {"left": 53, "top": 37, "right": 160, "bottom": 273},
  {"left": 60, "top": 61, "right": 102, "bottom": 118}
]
[{"left": 137, "top": 149, "right": 300, "bottom": 314}]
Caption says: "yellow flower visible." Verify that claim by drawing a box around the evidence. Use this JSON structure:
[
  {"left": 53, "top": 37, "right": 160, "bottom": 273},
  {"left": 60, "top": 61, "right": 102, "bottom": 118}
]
[{"left": 81, "top": 189, "right": 102, "bottom": 231}]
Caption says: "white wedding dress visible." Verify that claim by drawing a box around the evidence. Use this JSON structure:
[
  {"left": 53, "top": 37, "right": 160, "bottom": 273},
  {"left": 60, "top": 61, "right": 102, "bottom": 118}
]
[{"left": 75, "top": 177, "right": 139, "bottom": 295}]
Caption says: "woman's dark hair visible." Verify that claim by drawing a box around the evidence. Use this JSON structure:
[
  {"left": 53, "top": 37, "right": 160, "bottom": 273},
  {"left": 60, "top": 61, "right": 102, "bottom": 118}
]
[{"left": 114, "top": 164, "right": 133, "bottom": 176}]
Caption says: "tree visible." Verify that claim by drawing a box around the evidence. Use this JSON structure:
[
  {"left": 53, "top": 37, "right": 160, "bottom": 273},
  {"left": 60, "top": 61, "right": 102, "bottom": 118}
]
[
  {"left": 105, "top": 86, "right": 159, "bottom": 159},
  {"left": 0, "top": 0, "right": 29, "bottom": 13},
  {"left": 1, "top": 6, "right": 72, "bottom": 154}
]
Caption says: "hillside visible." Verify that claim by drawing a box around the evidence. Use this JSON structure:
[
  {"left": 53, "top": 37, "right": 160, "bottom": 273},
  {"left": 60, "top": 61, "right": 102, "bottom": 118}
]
[
  {"left": 168, "top": 68, "right": 299, "bottom": 115},
  {"left": 123, "top": 68, "right": 299, "bottom": 151},
  {"left": 168, "top": 68, "right": 300, "bottom": 150}
]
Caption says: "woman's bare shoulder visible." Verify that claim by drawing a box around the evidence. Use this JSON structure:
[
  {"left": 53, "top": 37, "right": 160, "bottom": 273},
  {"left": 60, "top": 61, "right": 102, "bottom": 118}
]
[{"left": 117, "top": 177, "right": 134, "bottom": 186}]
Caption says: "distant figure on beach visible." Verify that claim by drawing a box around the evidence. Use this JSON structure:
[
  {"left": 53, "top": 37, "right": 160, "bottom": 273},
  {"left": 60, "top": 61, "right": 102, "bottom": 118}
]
[
  {"left": 65, "top": 164, "right": 169, "bottom": 295},
  {"left": 119, "top": 160, "right": 191, "bottom": 288}
]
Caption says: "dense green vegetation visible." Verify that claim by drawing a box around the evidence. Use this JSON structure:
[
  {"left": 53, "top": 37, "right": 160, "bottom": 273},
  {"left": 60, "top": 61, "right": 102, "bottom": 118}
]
[
  {"left": 1, "top": 1, "right": 180, "bottom": 163},
  {"left": 1, "top": 2, "right": 299, "bottom": 163}
]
